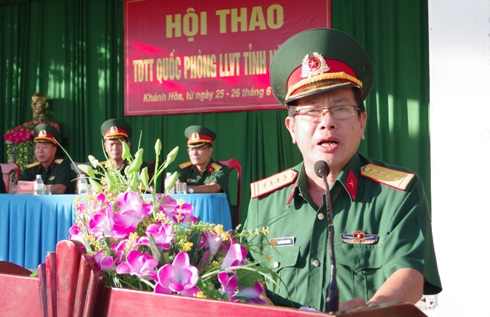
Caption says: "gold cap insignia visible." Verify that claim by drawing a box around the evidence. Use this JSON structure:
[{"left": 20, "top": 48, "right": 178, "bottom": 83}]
[
  {"left": 39, "top": 130, "right": 47, "bottom": 137},
  {"left": 191, "top": 132, "right": 200, "bottom": 140},
  {"left": 301, "top": 52, "right": 330, "bottom": 78},
  {"left": 109, "top": 126, "right": 119, "bottom": 134}
]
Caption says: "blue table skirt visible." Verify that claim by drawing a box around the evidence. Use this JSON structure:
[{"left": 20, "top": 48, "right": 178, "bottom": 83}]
[
  {"left": 0, "top": 193, "right": 231, "bottom": 268},
  {"left": 0, "top": 194, "right": 76, "bottom": 269}
]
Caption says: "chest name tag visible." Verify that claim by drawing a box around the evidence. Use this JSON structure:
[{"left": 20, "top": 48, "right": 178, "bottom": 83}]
[
  {"left": 187, "top": 178, "right": 198, "bottom": 184},
  {"left": 49, "top": 176, "right": 56, "bottom": 181},
  {"left": 270, "top": 236, "right": 295, "bottom": 247}
]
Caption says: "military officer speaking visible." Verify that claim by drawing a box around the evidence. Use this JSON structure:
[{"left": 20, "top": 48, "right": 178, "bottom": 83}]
[
  {"left": 14, "top": 123, "right": 74, "bottom": 194},
  {"left": 243, "top": 28, "right": 442, "bottom": 312},
  {"left": 176, "top": 125, "right": 230, "bottom": 196}
]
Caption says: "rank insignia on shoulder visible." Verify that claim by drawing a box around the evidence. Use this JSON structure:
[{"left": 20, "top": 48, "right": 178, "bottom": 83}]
[
  {"left": 27, "top": 162, "right": 40, "bottom": 168},
  {"left": 360, "top": 163, "right": 414, "bottom": 191},
  {"left": 54, "top": 158, "right": 64, "bottom": 164},
  {"left": 250, "top": 169, "right": 298, "bottom": 199},
  {"left": 179, "top": 161, "right": 192, "bottom": 169},
  {"left": 211, "top": 162, "right": 222, "bottom": 171},
  {"left": 341, "top": 231, "right": 378, "bottom": 244},
  {"left": 270, "top": 236, "right": 295, "bottom": 247}
]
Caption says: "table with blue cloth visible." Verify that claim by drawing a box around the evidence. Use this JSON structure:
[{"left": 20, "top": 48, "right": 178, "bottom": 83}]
[
  {"left": 0, "top": 194, "right": 76, "bottom": 269},
  {"left": 0, "top": 193, "right": 231, "bottom": 269}
]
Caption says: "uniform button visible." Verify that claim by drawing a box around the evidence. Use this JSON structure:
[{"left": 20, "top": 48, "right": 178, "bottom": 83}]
[
  {"left": 317, "top": 213, "right": 325, "bottom": 220},
  {"left": 273, "top": 261, "right": 280, "bottom": 268},
  {"left": 312, "top": 260, "right": 320, "bottom": 267}
]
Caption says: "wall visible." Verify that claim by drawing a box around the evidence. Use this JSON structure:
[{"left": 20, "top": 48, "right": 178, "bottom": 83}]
[{"left": 429, "top": 0, "right": 490, "bottom": 315}]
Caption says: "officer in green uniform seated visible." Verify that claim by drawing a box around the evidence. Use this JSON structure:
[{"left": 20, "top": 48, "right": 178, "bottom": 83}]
[
  {"left": 176, "top": 125, "right": 230, "bottom": 196},
  {"left": 243, "top": 28, "right": 442, "bottom": 312},
  {"left": 99, "top": 118, "right": 146, "bottom": 175},
  {"left": 14, "top": 123, "right": 75, "bottom": 194}
]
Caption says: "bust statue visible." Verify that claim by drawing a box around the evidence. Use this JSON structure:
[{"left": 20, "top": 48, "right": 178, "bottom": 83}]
[{"left": 31, "top": 92, "right": 57, "bottom": 125}]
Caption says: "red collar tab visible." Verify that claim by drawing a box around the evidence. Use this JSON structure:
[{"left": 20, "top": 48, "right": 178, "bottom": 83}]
[{"left": 346, "top": 169, "right": 358, "bottom": 200}]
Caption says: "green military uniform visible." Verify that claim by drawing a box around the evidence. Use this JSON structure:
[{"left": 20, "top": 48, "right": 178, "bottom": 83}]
[
  {"left": 244, "top": 153, "right": 442, "bottom": 311},
  {"left": 177, "top": 159, "right": 230, "bottom": 195},
  {"left": 20, "top": 158, "right": 75, "bottom": 193},
  {"left": 18, "top": 123, "right": 75, "bottom": 193},
  {"left": 243, "top": 28, "right": 441, "bottom": 310},
  {"left": 176, "top": 125, "right": 230, "bottom": 198}
]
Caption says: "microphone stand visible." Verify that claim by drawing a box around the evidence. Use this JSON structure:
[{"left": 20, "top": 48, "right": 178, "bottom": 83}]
[{"left": 321, "top": 173, "right": 339, "bottom": 312}]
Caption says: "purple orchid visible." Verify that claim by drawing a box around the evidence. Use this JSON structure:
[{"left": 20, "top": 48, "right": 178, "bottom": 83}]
[
  {"left": 137, "top": 223, "right": 174, "bottom": 251},
  {"left": 93, "top": 249, "right": 117, "bottom": 272},
  {"left": 154, "top": 252, "right": 200, "bottom": 296},
  {"left": 89, "top": 204, "right": 116, "bottom": 238},
  {"left": 112, "top": 192, "right": 152, "bottom": 237},
  {"left": 217, "top": 272, "right": 238, "bottom": 300},
  {"left": 116, "top": 250, "right": 158, "bottom": 280},
  {"left": 221, "top": 243, "right": 247, "bottom": 270},
  {"left": 156, "top": 194, "right": 197, "bottom": 224},
  {"left": 235, "top": 283, "right": 266, "bottom": 304}
]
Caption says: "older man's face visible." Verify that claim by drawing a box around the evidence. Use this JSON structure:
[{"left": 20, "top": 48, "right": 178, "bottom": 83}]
[
  {"left": 187, "top": 145, "right": 213, "bottom": 166},
  {"left": 285, "top": 88, "right": 366, "bottom": 174},
  {"left": 104, "top": 138, "right": 129, "bottom": 162},
  {"left": 34, "top": 142, "right": 57, "bottom": 164}
]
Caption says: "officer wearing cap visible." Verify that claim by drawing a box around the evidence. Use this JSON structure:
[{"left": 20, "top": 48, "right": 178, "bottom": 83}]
[
  {"left": 99, "top": 118, "right": 146, "bottom": 175},
  {"left": 176, "top": 125, "right": 230, "bottom": 196},
  {"left": 14, "top": 123, "right": 75, "bottom": 194},
  {"left": 243, "top": 28, "right": 441, "bottom": 312}
]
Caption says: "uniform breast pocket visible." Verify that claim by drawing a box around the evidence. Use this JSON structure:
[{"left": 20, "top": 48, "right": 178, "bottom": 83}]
[{"left": 335, "top": 243, "right": 383, "bottom": 300}]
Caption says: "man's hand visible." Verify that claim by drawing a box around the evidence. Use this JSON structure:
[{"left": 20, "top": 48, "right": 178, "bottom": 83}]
[{"left": 339, "top": 298, "right": 367, "bottom": 311}]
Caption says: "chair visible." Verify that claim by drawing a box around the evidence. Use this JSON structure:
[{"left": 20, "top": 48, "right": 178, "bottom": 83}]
[
  {"left": 1, "top": 162, "right": 21, "bottom": 193},
  {"left": 218, "top": 159, "right": 242, "bottom": 228}
]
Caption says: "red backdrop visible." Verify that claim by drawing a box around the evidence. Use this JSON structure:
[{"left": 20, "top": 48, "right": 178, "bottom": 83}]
[{"left": 124, "top": 0, "right": 331, "bottom": 116}]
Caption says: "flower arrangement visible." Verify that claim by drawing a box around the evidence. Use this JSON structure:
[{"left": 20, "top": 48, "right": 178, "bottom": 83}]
[
  {"left": 67, "top": 139, "right": 277, "bottom": 303},
  {"left": 3, "top": 121, "right": 60, "bottom": 171}
]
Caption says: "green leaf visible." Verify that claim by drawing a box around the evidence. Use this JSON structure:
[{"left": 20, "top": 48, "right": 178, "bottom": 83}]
[
  {"left": 121, "top": 141, "right": 132, "bottom": 160},
  {"left": 77, "top": 164, "right": 95, "bottom": 178},
  {"left": 88, "top": 178, "right": 103, "bottom": 193},
  {"left": 236, "top": 268, "right": 263, "bottom": 287},
  {"left": 148, "top": 234, "right": 166, "bottom": 266}
]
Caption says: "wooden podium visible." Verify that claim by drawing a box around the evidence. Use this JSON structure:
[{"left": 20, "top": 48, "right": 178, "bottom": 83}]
[{"left": 0, "top": 240, "right": 426, "bottom": 317}]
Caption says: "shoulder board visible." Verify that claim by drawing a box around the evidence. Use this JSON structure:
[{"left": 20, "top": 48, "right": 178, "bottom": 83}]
[
  {"left": 360, "top": 163, "right": 414, "bottom": 191},
  {"left": 179, "top": 161, "right": 192, "bottom": 169},
  {"left": 98, "top": 160, "right": 109, "bottom": 167},
  {"left": 54, "top": 158, "right": 64, "bottom": 164},
  {"left": 211, "top": 162, "right": 222, "bottom": 171},
  {"left": 251, "top": 169, "right": 298, "bottom": 199},
  {"left": 27, "top": 162, "right": 40, "bottom": 169}
]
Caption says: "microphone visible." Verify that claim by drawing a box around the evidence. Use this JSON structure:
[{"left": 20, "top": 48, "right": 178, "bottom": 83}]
[{"left": 314, "top": 160, "right": 339, "bottom": 312}]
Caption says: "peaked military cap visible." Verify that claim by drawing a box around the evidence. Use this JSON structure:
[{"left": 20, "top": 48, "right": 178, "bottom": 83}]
[
  {"left": 100, "top": 118, "right": 132, "bottom": 140},
  {"left": 270, "top": 28, "right": 374, "bottom": 106},
  {"left": 184, "top": 125, "right": 216, "bottom": 148},
  {"left": 34, "top": 123, "right": 62, "bottom": 145}
]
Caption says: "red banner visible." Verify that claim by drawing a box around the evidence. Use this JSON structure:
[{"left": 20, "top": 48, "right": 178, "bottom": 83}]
[{"left": 124, "top": 0, "right": 331, "bottom": 116}]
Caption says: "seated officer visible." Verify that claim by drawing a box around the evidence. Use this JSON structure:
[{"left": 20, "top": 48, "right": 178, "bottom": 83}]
[
  {"left": 176, "top": 125, "right": 230, "bottom": 195},
  {"left": 99, "top": 118, "right": 146, "bottom": 175},
  {"left": 14, "top": 123, "right": 74, "bottom": 194}
]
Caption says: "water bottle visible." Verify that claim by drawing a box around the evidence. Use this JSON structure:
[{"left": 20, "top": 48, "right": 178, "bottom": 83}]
[
  {"left": 34, "top": 174, "right": 44, "bottom": 195},
  {"left": 78, "top": 174, "right": 88, "bottom": 194},
  {"left": 165, "top": 172, "right": 174, "bottom": 194}
]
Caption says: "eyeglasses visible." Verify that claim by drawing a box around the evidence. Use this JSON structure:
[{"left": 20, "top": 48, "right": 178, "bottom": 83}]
[
  {"left": 187, "top": 146, "right": 210, "bottom": 153},
  {"left": 293, "top": 105, "right": 361, "bottom": 120}
]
